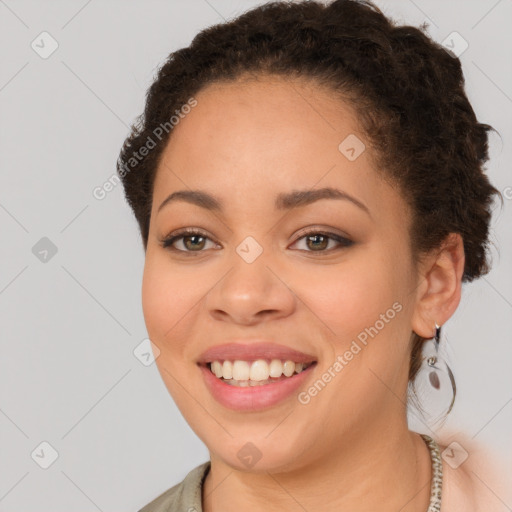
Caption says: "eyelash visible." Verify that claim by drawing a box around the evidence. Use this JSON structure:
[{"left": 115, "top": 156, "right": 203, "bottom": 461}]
[{"left": 160, "top": 227, "right": 353, "bottom": 254}]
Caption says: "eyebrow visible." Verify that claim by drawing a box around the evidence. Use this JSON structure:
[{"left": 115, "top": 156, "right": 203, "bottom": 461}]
[{"left": 157, "top": 187, "right": 370, "bottom": 215}]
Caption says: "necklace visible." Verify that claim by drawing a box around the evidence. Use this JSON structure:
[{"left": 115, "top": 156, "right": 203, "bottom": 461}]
[
  {"left": 200, "top": 434, "right": 443, "bottom": 511},
  {"left": 420, "top": 434, "right": 443, "bottom": 511}
]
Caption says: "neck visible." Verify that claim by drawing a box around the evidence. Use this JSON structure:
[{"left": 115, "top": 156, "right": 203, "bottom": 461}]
[{"left": 202, "top": 420, "right": 433, "bottom": 512}]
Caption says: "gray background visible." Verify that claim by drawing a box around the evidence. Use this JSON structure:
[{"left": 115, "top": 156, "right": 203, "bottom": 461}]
[{"left": 0, "top": 0, "right": 511, "bottom": 510}]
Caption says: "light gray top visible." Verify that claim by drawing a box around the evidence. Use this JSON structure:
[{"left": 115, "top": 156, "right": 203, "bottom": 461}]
[
  {"left": 138, "top": 461, "right": 211, "bottom": 512},
  {"left": 138, "top": 435, "right": 442, "bottom": 511}
]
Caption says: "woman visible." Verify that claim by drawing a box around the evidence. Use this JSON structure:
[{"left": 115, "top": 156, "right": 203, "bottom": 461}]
[{"left": 117, "top": 0, "right": 506, "bottom": 510}]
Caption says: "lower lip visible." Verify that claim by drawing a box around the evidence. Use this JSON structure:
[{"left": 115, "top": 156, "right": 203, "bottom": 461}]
[{"left": 199, "top": 363, "right": 316, "bottom": 411}]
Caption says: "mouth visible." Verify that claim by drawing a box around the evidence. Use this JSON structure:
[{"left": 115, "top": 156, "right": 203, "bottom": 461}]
[
  {"left": 196, "top": 341, "right": 318, "bottom": 411},
  {"left": 200, "top": 359, "right": 317, "bottom": 387},
  {"left": 198, "top": 358, "right": 318, "bottom": 411}
]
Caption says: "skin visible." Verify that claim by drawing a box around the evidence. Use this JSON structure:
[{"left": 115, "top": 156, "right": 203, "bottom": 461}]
[{"left": 141, "top": 75, "right": 465, "bottom": 512}]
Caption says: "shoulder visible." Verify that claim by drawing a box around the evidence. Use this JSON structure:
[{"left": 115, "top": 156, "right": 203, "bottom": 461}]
[
  {"left": 138, "top": 461, "right": 211, "bottom": 512},
  {"left": 436, "top": 432, "right": 510, "bottom": 512}
]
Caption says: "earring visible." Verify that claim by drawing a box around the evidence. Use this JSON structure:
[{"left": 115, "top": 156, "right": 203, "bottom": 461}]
[
  {"left": 425, "top": 322, "right": 456, "bottom": 415},
  {"left": 409, "top": 322, "right": 457, "bottom": 427},
  {"left": 427, "top": 323, "right": 442, "bottom": 389}
]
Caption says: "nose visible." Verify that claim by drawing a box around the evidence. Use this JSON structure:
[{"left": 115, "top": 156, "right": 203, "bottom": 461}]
[{"left": 205, "top": 251, "right": 296, "bottom": 326}]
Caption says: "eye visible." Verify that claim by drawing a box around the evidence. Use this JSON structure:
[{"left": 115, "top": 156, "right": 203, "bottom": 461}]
[
  {"left": 160, "top": 227, "right": 354, "bottom": 254},
  {"left": 290, "top": 229, "right": 353, "bottom": 252},
  {"left": 160, "top": 228, "right": 219, "bottom": 253}
]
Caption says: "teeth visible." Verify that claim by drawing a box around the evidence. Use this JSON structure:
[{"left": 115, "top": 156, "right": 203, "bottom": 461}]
[
  {"left": 222, "top": 360, "right": 233, "bottom": 379},
  {"left": 232, "top": 360, "right": 250, "bottom": 380},
  {"left": 211, "top": 361, "right": 223, "bottom": 378},
  {"left": 208, "top": 359, "right": 312, "bottom": 383},
  {"left": 269, "top": 359, "right": 283, "bottom": 378},
  {"left": 249, "top": 360, "right": 268, "bottom": 381},
  {"left": 283, "top": 360, "right": 296, "bottom": 377}
]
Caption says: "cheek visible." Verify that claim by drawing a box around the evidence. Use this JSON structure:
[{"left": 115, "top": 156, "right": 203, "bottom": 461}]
[
  {"left": 141, "top": 254, "right": 203, "bottom": 349},
  {"left": 141, "top": 255, "right": 208, "bottom": 402},
  {"left": 302, "top": 249, "right": 409, "bottom": 376},
  {"left": 303, "top": 253, "right": 397, "bottom": 333},
  {"left": 303, "top": 262, "right": 410, "bottom": 410}
]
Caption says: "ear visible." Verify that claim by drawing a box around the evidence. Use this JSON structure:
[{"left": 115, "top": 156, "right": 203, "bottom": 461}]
[{"left": 411, "top": 233, "right": 465, "bottom": 338}]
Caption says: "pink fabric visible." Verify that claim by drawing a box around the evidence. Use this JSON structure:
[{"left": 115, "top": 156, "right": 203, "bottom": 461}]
[{"left": 437, "top": 432, "right": 511, "bottom": 511}]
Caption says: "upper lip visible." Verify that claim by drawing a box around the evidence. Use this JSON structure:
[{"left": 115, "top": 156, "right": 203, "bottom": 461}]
[{"left": 196, "top": 341, "right": 317, "bottom": 364}]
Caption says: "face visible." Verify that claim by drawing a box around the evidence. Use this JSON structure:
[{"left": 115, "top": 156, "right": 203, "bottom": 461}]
[{"left": 142, "top": 75, "right": 420, "bottom": 473}]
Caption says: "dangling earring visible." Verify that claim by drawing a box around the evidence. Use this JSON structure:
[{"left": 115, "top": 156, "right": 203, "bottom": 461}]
[
  {"left": 425, "top": 322, "right": 456, "bottom": 415},
  {"left": 409, "top": 322, "right": 457, "bottom": 427},
  {"left": 427, "top": 323, "right": 442, "bottom": 389}
]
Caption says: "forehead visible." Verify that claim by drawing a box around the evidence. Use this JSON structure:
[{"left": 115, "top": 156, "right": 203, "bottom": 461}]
[
  {"left": 166, "top": 75, "right": 361, "bottom": 162},
  {"left": 152, "top": 75, "right": 403, "bottom": 222}
]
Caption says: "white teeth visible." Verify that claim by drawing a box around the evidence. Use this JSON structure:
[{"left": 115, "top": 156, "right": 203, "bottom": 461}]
[
  {"left": 269, "top": 359, "right": 283, "bottom": 378},
  {"left": 211, "top": 361, "right": 223, "bottom": 378},
  {"left": 249, "top": 359, "right": 269, "bottom": 381},
  {"left": 283, "top": 360, "right": 295, "bottom": 377},
  {"left": 222, "top": 360, "right": 233, "bottom": 379},
  {"left": 208, "top": 358, "right": 313, "bottom": 383},
  {"left": 232, "top": 360, "right": 250, "bottom": 380}
]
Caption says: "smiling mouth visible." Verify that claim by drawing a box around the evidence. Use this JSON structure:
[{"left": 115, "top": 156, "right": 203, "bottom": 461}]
[{"left": 202, "top": 359, "right": 317, "bottom": 387}]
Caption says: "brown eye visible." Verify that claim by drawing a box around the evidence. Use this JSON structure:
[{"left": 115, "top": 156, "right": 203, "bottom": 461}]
[
  {"left": 291, "top": 230, "right": 353, "bottom": 252},
  {"left": 160, "top": 228, "right": 353, "bottom": 255},
  {"left": 305, "top": 234, "right": 329, "bottom": 251},
  {"left": 180, "top": 234, "right": 207, "bottom": 251},
  {"left": 161, "top": 229, "right": 218, "bottom": 252}
]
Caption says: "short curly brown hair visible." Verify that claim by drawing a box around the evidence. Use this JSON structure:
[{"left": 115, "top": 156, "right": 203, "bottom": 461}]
[{"left": 117, "top": 0, "right": 502, "bottom": 398}]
